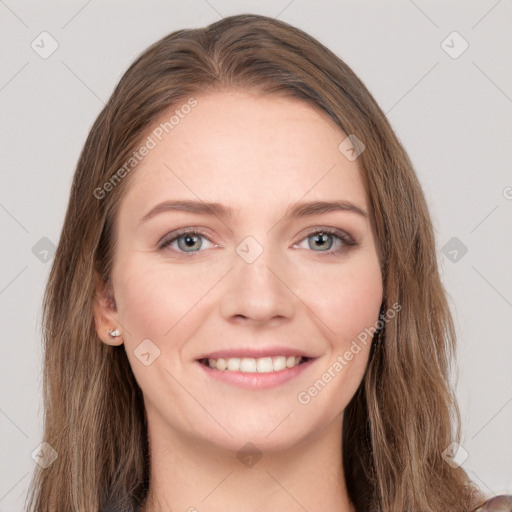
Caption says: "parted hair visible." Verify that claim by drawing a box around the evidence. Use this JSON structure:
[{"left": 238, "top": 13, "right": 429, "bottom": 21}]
[{"left": 27, "top": 13, "right": 488, "bottom": 512}]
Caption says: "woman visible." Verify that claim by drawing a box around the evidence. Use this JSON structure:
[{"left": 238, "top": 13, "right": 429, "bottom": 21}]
[{"left": 26, "top": 13, "right": 509, "bottom": 512}]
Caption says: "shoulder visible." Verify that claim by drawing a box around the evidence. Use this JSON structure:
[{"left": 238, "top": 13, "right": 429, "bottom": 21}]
[{"left": 471, "top": 494, "right": 512, "bottom": 511}]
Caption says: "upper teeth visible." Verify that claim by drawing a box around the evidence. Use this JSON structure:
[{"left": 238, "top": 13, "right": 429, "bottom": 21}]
[{"left": 207, "top": 356, "right": 303, "bottom": 373}]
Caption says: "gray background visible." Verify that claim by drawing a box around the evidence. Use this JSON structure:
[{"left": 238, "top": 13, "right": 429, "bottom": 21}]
[{"left": 1, "top": 1, "right": 511, "bottom": 509}]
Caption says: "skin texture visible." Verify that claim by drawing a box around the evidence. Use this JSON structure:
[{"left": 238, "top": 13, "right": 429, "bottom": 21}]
[{"left": 94, "top": 90, "right": 383, "bottom": 512}]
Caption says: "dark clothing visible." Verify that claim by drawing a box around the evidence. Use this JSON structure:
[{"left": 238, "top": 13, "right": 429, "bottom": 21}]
[{"left": 99, "top": 495, "right": 141, "bottom": 512}]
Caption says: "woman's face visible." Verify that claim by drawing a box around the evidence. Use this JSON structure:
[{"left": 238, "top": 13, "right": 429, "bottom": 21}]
[{"left": 99, "top": 90, "right": 383, "bottom": 453}]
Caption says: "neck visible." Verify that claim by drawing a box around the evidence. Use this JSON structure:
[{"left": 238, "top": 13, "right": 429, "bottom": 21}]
[{"left": 140, "top": 412, "right": 355, "bottom": 512}]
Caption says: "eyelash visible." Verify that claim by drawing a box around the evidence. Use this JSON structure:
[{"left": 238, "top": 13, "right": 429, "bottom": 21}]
[{"left": 158, "top": 226, "right": 357, "bottom": 257}]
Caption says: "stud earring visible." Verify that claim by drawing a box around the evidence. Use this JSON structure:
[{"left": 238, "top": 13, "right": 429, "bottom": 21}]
[{"left": 108, "top": 328, "right": 121, "bottom": 337}]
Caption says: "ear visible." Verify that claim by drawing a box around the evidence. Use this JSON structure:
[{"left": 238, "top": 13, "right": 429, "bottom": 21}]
[{"left": 93, "top": 271, "right": 124, "bottom": 346}]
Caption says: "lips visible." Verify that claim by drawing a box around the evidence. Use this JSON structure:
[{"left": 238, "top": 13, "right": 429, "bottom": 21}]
[
  {"left": 197, "top": 354, "right": 316, "bottom": 389},
  {"left": 196, "top": 346, "right": 317, "bottom": 360}
]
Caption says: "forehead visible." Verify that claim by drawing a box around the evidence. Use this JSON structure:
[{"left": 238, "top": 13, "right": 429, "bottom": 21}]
[{"left": 119, "top": 90, "right": 369, "bottom": 224}]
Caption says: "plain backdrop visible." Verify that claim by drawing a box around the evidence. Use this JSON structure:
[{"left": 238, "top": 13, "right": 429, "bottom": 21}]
[{"left": 1, "top": 1, "right": 511, "bottom": 510}]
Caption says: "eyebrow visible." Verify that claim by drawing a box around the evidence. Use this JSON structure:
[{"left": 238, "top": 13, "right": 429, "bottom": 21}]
[{"left": 140, "top": 199, "right": 368, "bottom": 224}]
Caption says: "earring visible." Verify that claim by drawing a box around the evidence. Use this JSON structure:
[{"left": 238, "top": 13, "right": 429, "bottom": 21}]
[{"left": 108, "top": 328, "right": 121, "bottom": 337}]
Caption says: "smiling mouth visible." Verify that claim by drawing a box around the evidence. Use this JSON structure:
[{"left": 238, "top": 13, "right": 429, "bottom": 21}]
[{"left": 198, "top": 356, "right": 312, "bottom": 373}]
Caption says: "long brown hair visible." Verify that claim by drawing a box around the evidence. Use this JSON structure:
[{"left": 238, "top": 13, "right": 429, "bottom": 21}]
[{"left": 26, "top": 13, "right": 488, "bottom": 512}]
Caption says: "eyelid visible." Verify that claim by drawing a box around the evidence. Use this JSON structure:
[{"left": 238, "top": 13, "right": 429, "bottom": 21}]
[
  {"left": 157, "top": 226, "right": 215, "bottom": 249},
  {"left": 297, "top": 226, "right": 356, "bottom": 246}
]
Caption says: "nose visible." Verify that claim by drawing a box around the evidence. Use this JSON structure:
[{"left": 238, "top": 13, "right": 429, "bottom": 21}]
[{"left": 219, "top": 244, "right": 297, "bottom": 326}]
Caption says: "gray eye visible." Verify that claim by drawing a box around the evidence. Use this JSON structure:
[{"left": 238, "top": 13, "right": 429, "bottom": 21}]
[
  {"left": 160, "top": 231, "right": 215, "bottom": 253},
  {"left": 307, "top": 232, "right": 334, "bottom": 251},
  {"left": 177, "top": 233, "right": 204, "bottom": 252}
]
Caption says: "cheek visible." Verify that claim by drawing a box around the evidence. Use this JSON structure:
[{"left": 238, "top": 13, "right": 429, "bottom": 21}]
[
  {"left": 110, "top": 255, "right": 176, "bottom": 362},
  {"left": 114, "top": 266, "right": 170, "bottom": 338},
  {"left": 297, "top": 269, "right": 381, "bottom": 417},
  {"left": 302, "top": 256, "right": 383, "bottom": 345},
  {"left": 111, "top": 259, "right": 202, "bottom": 393},
  {"left": 112, "top": 255, "right": 214, "bottom": 349}
]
